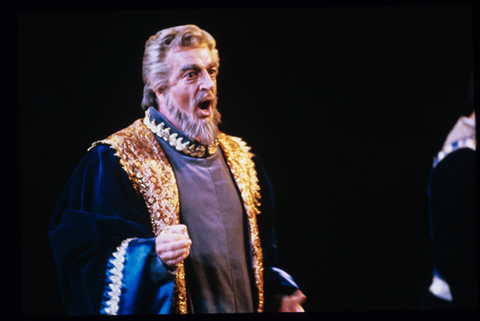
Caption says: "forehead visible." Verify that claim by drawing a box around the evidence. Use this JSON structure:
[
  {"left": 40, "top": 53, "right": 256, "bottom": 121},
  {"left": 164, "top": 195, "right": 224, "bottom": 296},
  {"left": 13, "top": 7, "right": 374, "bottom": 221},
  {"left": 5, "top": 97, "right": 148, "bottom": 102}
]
[{"left": 167, "top": 47, "right": 218, "bottom": 70}]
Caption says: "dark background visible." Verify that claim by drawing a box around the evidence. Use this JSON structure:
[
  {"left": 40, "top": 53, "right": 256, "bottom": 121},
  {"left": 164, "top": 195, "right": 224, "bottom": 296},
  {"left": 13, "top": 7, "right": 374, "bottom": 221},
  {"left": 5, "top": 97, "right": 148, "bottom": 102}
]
[{"left": 19, "top": 4, "right": 473, "bottom": 316}]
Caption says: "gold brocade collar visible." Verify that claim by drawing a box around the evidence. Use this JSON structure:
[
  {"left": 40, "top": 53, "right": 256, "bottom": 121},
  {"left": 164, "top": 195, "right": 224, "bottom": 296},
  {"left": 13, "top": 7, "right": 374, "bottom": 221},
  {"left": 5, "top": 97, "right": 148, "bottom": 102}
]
[{"left": 143, "top": 110, "right": 219, "bottom": 158}]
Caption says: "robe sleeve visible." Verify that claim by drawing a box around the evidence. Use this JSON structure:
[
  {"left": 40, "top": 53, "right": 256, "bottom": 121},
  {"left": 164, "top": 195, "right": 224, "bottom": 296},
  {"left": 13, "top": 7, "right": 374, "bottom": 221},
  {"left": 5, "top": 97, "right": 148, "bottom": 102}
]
[
  {"left": 48, "top": 145, "right": 175, "bottom": 315},
  {"left": 428, "top": 148, "right": 476, "bottom": 308},
  {"left": 252, "top": 155, "right": 302, "bottom": 311}
]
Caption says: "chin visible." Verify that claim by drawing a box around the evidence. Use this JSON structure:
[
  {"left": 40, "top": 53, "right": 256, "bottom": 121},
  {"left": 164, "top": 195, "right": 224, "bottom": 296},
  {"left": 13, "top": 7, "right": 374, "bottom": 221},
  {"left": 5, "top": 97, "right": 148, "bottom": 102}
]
[
  {"left": 166, "top": 93, "right": 221, "bottom": 145},
  {"left": 193, "top": 118, "right": 220, "bottom": 145}
]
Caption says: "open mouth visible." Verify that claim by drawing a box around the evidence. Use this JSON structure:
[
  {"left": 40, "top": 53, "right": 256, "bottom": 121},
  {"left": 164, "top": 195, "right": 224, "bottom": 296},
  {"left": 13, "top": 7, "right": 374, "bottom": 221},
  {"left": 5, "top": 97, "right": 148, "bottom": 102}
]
[{"left": 198, "top": 100, "right": 211, "bottom": 110}]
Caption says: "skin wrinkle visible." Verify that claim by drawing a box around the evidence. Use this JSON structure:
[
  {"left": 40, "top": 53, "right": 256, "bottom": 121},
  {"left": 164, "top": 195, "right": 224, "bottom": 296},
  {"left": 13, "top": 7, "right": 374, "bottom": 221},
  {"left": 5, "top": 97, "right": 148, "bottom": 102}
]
[
  {"left": 156, "top": 47, "right": 221, "bottom": 146},
  {"left": 179, "top": 62, "right": 219, "bottom": 73}
]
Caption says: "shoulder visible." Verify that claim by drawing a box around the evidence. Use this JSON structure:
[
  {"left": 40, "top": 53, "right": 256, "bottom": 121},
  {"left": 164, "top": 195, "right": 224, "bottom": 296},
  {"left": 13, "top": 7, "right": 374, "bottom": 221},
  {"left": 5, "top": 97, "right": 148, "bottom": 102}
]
[
  {"left": 218, "top": 132, "right": 267, "bottom": 165},
  {"left": 89, "top": 119, "right": 146, "bottom": 151},
  {"left": 80, "top": 144, "right": 123, "bottom": 174},
  {"left": 218, "top": 132, "right": 253, "bottom": 156},
  {"left": 86, "top": 144, "right": 117, "bottom": 159},
  {"left": 218, "top": 132, "right": 249, "bottom": 147},
  {"left": 434, "top": 148, "right": 475, "bottom": 178},
  {"left": 431, "top": 148, "right": 475, "bottom": 195}
]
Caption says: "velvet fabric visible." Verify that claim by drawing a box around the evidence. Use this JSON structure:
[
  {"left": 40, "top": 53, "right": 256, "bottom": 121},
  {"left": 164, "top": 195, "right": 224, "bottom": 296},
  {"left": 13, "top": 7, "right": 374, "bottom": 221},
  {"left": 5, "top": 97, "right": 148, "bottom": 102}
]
[
  {"left": 49, "top": 139, "right": 300, "bottom": 314},
  {"left": 99, "top": 238, "right": 175, "bottom": 314},
  {"left": 423, "top": 148, "right": 477, "bottom": 309}
]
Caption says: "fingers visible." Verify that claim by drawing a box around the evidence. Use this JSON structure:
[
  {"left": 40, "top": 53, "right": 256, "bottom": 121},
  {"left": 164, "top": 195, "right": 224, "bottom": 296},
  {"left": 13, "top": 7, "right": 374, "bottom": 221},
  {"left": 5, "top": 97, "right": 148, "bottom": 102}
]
[
  {"left": 155, "top": 225, "right": 192, "bottom": 267},
  {"left": 159, "top": 245, "right": 190, "bottom": 266},
  {"left": 166, "top": 224, "right": 190, "bottom": 238},
  {"left": 157, "top": 233, "right": 190, "bottom": 243},
  {"left": 278, "top": 298, "right": 304, "bottom": 312},
  {"left": 278, "top": 290, "right": 306, "bottom": 312},
  {"left": 157, "top": 238, "right": 192, "bottom": 252},
  {"left": 291, "top": 290, "right": 307, "bottom": 305}
]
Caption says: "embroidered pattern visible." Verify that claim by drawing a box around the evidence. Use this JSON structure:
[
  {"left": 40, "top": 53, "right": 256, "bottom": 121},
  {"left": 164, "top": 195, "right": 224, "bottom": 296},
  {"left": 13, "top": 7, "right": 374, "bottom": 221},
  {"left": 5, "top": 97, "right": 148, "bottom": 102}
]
[
  {"left": 91, "top": 120, "right": 187, "bottom": 314},
  {"left": 433, "top": 137, "right": 476, "bottom": 168},
  {"left": 143, "top": 110, "right": 219, "bottom": 158},
  {"left": 218, "top": 133, "right": 264, "bottom": 312},
  {"left": 90, "top": 120, "right": 180, "bottom": 235},
  {"left": 90, "top": 119, "right": 264, "bottom": 313},
  {"left": 103, "top": 238, "right": 135, "bottom": 315}
]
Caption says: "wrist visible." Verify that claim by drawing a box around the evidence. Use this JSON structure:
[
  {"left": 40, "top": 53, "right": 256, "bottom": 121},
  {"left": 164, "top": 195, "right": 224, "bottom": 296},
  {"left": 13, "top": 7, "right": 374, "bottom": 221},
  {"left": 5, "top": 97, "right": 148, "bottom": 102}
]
[{"left": 158, "top": 256, "right": 177, "bottom": 275}]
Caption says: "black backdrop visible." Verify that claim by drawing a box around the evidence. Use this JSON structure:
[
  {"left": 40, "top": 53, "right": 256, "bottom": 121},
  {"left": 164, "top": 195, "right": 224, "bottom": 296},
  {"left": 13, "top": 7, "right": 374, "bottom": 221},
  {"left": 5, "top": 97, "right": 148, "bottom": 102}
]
[{"left": 19, "top": 4, "right": 473, "bottom": 317}]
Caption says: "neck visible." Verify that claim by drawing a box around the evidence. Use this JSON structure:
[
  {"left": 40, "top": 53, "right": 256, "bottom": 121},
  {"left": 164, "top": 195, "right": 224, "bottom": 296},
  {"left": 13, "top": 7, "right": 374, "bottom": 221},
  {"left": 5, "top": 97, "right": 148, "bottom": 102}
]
[
  {"left": 157, "top": 105, "right": 183, "bottom": 132},
  {"left": 144, "top": 108, "right": 219, "bottom": 158}
]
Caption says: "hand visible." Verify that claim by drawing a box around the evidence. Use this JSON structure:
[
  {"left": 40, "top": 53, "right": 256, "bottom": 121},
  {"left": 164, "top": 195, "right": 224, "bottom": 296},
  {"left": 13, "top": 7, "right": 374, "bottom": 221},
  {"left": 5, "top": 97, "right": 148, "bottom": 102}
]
[
  {"left": 278, "top": 290, "right": 306, "bottom": 312},
  {"left": 155, "top": 224, "right": 192, "bottom": 267}
]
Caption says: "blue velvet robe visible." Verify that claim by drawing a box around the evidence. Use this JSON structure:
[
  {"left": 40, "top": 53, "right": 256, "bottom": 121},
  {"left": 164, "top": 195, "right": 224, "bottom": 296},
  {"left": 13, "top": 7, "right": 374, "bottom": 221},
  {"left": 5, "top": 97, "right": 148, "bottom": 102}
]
[
  {"left": 424, "top": 147, "right": 477, "bottom": 309},
  {"left": 48, "top": 122, "right": 300, "bottom": 315}
]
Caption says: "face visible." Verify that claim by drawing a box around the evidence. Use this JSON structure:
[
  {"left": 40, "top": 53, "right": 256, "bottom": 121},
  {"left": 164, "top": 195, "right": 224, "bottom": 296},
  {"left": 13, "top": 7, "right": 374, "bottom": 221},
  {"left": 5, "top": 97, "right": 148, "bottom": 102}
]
[{"left": 156, "top": 46, "right": 220, "bottom": 145}]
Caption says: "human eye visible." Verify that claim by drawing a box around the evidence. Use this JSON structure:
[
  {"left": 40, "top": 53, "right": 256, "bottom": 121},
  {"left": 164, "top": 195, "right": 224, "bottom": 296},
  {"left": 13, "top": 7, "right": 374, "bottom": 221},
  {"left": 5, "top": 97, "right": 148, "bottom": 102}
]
[
  {"left": 208, "top": 68, "right": 218, "bottom": 78},
  {"left": 186, "top": 71, "right": 197, "bottom": 79}
]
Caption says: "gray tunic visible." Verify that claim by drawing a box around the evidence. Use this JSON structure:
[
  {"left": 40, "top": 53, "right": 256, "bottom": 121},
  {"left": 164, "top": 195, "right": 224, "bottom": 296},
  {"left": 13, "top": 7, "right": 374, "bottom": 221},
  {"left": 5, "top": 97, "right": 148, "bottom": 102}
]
[{"left": 149, "top": 108, "right": 254, "bottom": 313}]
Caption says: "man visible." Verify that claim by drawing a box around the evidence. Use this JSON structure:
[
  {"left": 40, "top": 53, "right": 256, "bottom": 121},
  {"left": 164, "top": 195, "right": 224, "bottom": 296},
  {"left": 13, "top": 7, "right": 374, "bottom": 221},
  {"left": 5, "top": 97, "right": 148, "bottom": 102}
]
[
  {"left": 48, "top": 24, "right": 306, "bottom": 315},
  {"left": 422, "top": 72, "right": 476, "bottom": 309}
]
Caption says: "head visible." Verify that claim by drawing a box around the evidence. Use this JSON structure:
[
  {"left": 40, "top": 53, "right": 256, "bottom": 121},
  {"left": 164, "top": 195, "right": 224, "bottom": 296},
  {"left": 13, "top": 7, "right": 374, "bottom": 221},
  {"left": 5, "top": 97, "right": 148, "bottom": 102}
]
[{"left": 142, "top": 25, "right": 221, "bottom": 145}]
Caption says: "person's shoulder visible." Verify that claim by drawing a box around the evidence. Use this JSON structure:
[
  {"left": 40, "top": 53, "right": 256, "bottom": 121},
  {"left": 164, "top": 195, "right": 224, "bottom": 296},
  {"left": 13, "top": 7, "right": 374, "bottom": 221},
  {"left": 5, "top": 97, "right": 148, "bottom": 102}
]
[
  {"left": 219, "top": 132, "right": 262, "bottom": 158},
  {"left": 82, "top": 144, "right": 121, "bottom": 166},
  {"left": 218, "top": 132, "right": 250, "bottom": 148},
  {"left": 436, "top": 147, "right": 475, "bottom": 170},
  {"left": 87, "top": 143, "right": 114, "bottom": 155},
  {"left": 432, "top": 147, "right": 475, "bottom": 187},
  {"left": 87, "top": 118, "right": 146, "bottom": 151}
]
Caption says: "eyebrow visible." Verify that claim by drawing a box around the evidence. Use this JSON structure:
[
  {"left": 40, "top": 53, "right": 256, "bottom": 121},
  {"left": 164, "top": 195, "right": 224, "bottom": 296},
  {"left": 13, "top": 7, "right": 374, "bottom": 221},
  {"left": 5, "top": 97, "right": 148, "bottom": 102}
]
[
  {"left": 180, "top": 62, "right": 219, "bottom": 72},
  {"left": 180, "top": 64, "right": 201, "bottom": 72}
]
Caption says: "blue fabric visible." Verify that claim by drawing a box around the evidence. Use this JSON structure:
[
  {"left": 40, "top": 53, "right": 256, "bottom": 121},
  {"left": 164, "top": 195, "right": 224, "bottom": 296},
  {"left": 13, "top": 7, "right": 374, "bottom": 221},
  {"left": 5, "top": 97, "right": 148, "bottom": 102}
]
[
  {"left": 48, "top": 125, "right": 301, "bottom": 315},
  {"left": 48, "top": 146, "right": 175, "bottom": 315},
  {"left": 424, "top": 148, "right": 477, "bottom": 309},
  {"left": 121, "top": 238, "right": 174, "bottom": 314},
  {"left": 252, "top": 154, "right": 300, "bottom": 300}
]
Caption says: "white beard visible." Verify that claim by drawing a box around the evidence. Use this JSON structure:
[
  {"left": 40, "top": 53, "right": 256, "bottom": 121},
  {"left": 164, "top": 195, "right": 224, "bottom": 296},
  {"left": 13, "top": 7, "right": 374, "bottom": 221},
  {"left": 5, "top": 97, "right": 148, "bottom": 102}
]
[{"left": 165, "top": 91, "right": 221, "bottom": 146}]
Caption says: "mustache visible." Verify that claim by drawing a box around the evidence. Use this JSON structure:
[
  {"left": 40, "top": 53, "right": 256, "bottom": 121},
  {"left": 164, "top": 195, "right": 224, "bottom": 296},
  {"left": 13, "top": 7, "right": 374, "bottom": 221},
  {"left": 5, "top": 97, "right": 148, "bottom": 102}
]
[
  {"left": 192, "top": 90, "right": 210, "bottom": 107},
  {"left": 164, "top": 90, "right": 221, "bottom": 146}
]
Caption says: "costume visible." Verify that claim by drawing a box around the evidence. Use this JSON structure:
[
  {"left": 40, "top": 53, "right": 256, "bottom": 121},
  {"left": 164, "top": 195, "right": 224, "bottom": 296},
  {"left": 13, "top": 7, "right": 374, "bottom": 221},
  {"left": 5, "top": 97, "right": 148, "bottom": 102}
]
[
  {"left": 422, "top": 116, "right": 477, "bottom": 309},
  {"left": 48, "top": 107, "right": 300, "bottom": 315}
]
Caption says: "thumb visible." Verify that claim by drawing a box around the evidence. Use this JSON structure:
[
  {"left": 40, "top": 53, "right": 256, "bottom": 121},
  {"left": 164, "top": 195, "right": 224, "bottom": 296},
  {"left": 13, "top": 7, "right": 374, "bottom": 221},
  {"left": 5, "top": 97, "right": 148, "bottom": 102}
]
[{"left": 169, "top": 224, "right": 190, "bottom": 238}]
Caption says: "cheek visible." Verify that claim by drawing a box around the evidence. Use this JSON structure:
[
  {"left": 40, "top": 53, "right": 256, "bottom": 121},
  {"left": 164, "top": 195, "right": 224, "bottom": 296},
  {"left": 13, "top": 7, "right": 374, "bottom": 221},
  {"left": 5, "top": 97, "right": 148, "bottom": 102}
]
[
  {"left": 180, "top": 90, "right": 193, "bottom": 107},
  {"left": 171, "top": 87, "right": 192, "bottom": 109},
  {"left": 213, "top": 82, "right": 217, "bottom": 95}
]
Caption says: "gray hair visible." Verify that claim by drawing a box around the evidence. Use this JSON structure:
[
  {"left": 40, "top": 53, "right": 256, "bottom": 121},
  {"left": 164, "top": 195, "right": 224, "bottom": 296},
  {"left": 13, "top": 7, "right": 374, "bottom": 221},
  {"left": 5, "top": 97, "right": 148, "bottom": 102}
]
[{"left": 141, "top": 25, "right": 219, "bottom": 111}]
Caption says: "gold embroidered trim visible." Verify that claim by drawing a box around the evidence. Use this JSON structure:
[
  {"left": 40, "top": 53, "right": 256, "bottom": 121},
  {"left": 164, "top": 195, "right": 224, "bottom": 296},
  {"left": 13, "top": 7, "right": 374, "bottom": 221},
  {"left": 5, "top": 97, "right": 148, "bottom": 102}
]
[
  {"left": 143, "top": 110, "right": 219, "bottom": 158},
  {"left": 103, "top": 238, "right": 135, "bottom": 315},
  {"left": 90, "top": 121, "right": 264, "bottom": 313},
  {"left": 90, "top": 120, "right": 187, "bottom": 314},
  {"left": 218, "top": 133, "right": 264, "bottom": 312}
]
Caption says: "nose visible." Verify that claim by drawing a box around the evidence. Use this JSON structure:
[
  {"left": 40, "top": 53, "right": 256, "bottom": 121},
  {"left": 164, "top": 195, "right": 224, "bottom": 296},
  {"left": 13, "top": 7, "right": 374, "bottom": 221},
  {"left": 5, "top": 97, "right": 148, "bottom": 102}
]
[{"left": 198, "top": 70, "right": 214, "bottom": 92}]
